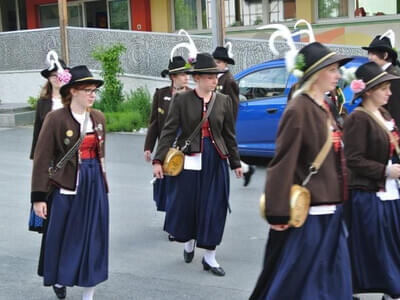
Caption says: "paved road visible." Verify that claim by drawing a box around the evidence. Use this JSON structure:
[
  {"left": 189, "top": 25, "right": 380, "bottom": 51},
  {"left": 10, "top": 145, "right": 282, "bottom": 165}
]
[{"left": 0, "top": 127, "right": 380, "bottom": 299}]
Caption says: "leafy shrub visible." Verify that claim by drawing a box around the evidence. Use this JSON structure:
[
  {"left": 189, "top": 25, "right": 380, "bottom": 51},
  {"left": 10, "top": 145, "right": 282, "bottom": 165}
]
[
  {"left": 122, "top": 87, "right": 152, "bottom": 125},
  {"left": 92, "top": 43, "right": 127, "bottom": 112},
  {"left": 105, "top": 111, "right": 142, "bottom": 132},
  {"left": 28, "top": 96, "right": 39, "bottom": 109}
]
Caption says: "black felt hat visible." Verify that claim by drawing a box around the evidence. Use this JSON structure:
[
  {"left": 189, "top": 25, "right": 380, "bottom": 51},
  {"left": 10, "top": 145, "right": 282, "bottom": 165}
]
[
  {"left": 60, "top": 65, "right": 104, "bottom": 97},
  {"left": 41, "top": 59, "right": 68, "bottom": 79},
  {"left": 188, "top": 53, "right": 228, "bottom": 74},
  {"left": 351, "top": 61, "right": 400, "bottom": 102},
  {"left": 297, "top": 42, "right": 353, "bottom": 86},
  {"left": 161, "top": 56, "right": 190, "bottom": 77},
  {"left": 212, "top": 46, "right": 235, "bottom": 65},
  {"left": 362, "top": 35, "right": 398, "bottom": 64}
]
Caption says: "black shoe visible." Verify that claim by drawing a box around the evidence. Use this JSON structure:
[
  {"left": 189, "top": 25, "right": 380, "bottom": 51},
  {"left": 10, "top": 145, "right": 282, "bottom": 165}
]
[
  {"left": 168, "top": 234, "right": 175, "bottom": 242},
  {"left": 202, "top": 257, "right": 225, "bottom": 276},
  {"left": 52, "top": 285, "right": 66, "bottom": 299},
  {"left": 183, "top": 249, "right": 195, "bottom": 263},
  {"left": 243, "top": 166, "right": 255, "bottom": 187}
]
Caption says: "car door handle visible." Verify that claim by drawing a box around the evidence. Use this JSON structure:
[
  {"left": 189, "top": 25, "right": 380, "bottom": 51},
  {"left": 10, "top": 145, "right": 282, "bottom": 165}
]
[{"left": 266, "top": 108, "right": 278, "bottom": 114}]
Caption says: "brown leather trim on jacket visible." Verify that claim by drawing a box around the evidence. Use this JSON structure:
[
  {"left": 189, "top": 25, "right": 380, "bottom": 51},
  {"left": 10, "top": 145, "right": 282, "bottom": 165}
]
[
  {"left": 153, "top": 90, "right": 241, "bottom": 169},
  {"left": 343, "top": 106, "right": 392, "bottom": 191},
  {"left": 31, "top": 106, "right": 107, "bottom": 202}
]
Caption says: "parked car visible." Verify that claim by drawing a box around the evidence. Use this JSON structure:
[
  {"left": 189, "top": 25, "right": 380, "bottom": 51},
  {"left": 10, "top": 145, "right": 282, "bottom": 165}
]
[{"left": 234, "top": 56, "right": 368, "bottom": 158}]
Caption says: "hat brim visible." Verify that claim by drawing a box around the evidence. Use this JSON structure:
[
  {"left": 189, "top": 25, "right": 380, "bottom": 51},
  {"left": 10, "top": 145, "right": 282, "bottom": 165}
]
[
  {"left": 161, "top": 68, "right": 191, "bottom": 77},
  {"left": 362, "top": 46, "right": 398, "bottom": 62},
  {"left": 213, "top": 56, "right": 235, "bottom": 65},
  {"left": 299, "top": 54, "right": 353, "bottom": 86},
  {"left": 41, "top": 68, "right": 56, "bottom": 79},
  {"left": 60, "top": 79, "right": 104, "bottom": 97},
  {"left": 188, "top": 68, "right": 228, "bottom": 75},
  {"left": 352, "top": 73, "right": 400, "bottom": 102}
]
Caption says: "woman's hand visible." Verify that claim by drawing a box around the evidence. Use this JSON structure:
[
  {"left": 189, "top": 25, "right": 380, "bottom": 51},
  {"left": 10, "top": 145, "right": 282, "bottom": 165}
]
[
  {"left": 33, "top": 202, "right": 47, "bottom": 219},
  {"left": 234, "top": 167, "right": 243, "bottom": 178},
  {"left": 144, "top": 150, "right": 152, "bottom": 162},
  {"left": 270, "top": 224, "right": 290, "bottom": 231},
  {"left": 153, "top": 163, "right": 164, "bottom": 179},
  {"left": 387, "top": 164, "right": 400, "bottom": 179}
]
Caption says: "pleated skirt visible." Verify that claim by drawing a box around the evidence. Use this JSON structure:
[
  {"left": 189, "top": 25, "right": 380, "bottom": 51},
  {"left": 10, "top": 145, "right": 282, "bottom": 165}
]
[
  {"left": 349, "top": 190, "right": 400, "bottom": 297},
  {"left": 164, "top": 137, "right": 230, "bottom": 248},
  {"left": 250, "top": 205, "right": 352, "bottom": 300},
  {"left": 42, "top": 158, "right": 109, "bottom": 287}
]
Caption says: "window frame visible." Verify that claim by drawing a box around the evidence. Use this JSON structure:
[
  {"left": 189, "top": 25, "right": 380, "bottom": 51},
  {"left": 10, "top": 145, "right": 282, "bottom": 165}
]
[
  {"left": 38, "top": 0, "right": 131, "bottom": 30},
  {"left": 314, "top": 0, "right": 400, "bottom": 24}
]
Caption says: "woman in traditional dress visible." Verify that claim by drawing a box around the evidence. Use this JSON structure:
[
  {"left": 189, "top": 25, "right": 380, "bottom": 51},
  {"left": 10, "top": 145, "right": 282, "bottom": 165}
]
[
  {"left": 31, "top": 65, "right": 108, "bottom": 300},
  {"left": 250, "top": 22, "right": 353, "bottom": 299},
  {"left": 153, "top": 52, "right": 242, "bottom": 276},
  {"left": 343, "top": 61, "right": 400, "bottom": 300},
  {"left": 144, "top": 56, "right": 190, "bottom": 213}
]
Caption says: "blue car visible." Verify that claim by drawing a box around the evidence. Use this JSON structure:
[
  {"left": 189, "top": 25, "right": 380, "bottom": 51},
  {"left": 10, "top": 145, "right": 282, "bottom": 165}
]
[{"left": 234, "top": 56, "right": 368, "bottom": 158}]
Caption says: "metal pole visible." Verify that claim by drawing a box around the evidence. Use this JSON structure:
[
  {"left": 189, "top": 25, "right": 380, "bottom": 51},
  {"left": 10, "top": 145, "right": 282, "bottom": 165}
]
[
  {"left": 211, "top": 0, "right": 225, "bottom": 49},
  {"left": 58, "top": 0, "right": 69, "bottom": 64}
]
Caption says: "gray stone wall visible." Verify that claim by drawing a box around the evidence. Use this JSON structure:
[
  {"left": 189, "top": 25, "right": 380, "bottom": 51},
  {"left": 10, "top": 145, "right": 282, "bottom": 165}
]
[{"left": 0, "top": 27, "right": 366, "bottom": 76}]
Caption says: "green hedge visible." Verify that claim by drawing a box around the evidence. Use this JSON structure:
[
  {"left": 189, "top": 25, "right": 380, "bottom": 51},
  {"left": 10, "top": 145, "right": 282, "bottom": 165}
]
[{"left": 96, "top": 86, "right": 151, "bottom": 132}]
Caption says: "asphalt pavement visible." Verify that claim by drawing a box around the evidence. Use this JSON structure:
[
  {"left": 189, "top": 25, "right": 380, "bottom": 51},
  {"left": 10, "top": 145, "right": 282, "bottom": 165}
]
[{"left": 0, "top": 127, "right": 380, "bottom": 299}]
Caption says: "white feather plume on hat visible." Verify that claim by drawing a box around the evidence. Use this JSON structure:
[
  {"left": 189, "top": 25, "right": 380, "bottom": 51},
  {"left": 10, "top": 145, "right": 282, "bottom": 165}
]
[
  {"left": 170, "top": 29, "right": 199, "bottom": 62},
  {"left": 380, "top": 29, "right": 395, "bottom": 48},
  {"left": 258, "top": 19, "right": 315, "bottom": 77},
  {"left": 46, "top": 50, "right": 65, "bottom": 73},
  {"left": 224, "top": 42, "right": 234, "bottom": 58}
]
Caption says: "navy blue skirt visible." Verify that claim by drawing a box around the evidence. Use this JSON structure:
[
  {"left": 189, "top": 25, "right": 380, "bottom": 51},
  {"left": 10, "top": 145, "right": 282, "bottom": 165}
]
[
  {"left": 164, "top": 138, "right": 230, "bottom": 248},
  {"left": 153, "top": 177, "right": 170, "bottom": 212},
  {"left": 250, "top": 206, "right": 352, "bottom": 300},
  {"left": 43, "top": 158, "right": 109, "bottom": 287},
  {"left": 349, "top": 190, "right": 400, "bottom": 297}
]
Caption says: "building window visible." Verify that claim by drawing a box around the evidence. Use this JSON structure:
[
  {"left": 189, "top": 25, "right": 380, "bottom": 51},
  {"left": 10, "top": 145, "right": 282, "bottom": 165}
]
[
  {"left": 182, "top": 0, "right": 296, "bottom": 31},
  {"left": 38, "top": 0, "right": 130, "bottom": 30},
  {"left": 174, "top": 0, "right": 198, "bottom": 30},
  {"left": 318, "top": 0, "right": 349, "bottom": 19},
  {"left": 355, "top": 0, "right": 399, "bottom": 17},
  {"left": 0, "top": 0, "right": 27, "bottom": 31},
  {"left": 108, "top": 0, "right": 130, "bottom": 30}
]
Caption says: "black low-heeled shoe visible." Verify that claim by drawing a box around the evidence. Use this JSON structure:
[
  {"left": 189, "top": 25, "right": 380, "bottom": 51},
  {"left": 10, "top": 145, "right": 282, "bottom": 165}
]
[
  {"left": 202, "top": 258, "right": 225, "bottom": 276},
  {"left": 183, "top": 249, "right": 195, "bottom": 263},
  {"left": 52, "top": 285, "right": 66, "bottom": 299},
  {"left": 168, "top": 234, "right": 175, "bottom": 242}
]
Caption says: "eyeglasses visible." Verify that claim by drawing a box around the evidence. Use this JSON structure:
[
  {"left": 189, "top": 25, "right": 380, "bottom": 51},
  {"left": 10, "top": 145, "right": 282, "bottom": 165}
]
[{"left": 79, "top": 88, "right": 100, "bottom": 95}]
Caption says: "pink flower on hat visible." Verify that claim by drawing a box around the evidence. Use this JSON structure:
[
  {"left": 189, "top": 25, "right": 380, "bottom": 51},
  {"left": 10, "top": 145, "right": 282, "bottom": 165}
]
[
  {"left": 57, "top": 69, "right": 72, "bottom": 84},
  {"left": 350, "top": 79, "right": 366, "bottom": 93}
]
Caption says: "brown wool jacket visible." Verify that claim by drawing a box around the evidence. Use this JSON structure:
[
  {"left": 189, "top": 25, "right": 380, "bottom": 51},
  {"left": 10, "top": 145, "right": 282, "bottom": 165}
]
[
  {"left": 154, "top": 90, "right": 241, "bottom": 169},
  {"left": 217, "top": 71, "right": 239, "bottom": 120},
  {"left": 30, "top": 98, "right": 52, "bottom": 159},
  {"left": 31, "top": 107, "right": 107, "bottom": 203},
  {"left": 144, "top": 86, "right": 173, "bottom": 152},
  {"left": 343, "top": 107, "right": 392, "bottom": 192},
  {"left": 384, "top": 65, "right": 400, "bottom": 129},
  {"left": 265, "top": 94, "right": 344, "bottom": 225}
]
